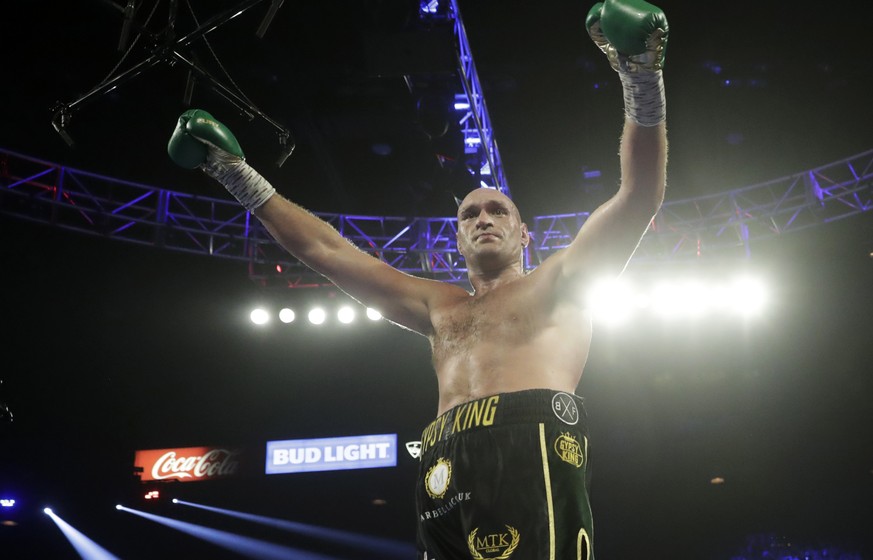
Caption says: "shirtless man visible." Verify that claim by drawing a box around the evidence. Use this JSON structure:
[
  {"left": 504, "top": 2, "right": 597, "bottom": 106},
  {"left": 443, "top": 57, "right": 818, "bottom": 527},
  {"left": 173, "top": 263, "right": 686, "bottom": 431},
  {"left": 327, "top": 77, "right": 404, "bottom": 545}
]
[{"left": 168, "top": 1, "right": 668, "bottom": 557}]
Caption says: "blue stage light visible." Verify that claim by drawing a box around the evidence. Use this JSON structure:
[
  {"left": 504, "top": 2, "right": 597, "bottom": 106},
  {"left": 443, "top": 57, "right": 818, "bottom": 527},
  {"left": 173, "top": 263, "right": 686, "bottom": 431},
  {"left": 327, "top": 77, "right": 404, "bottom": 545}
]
[{"left": 44, "top": 508, "right": 121, "bottom": 560}]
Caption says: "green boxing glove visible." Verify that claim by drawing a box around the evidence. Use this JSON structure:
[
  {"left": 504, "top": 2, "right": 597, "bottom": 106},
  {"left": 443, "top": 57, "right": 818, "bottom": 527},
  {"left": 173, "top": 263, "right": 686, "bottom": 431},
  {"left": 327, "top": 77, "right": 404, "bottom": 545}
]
[
  {"left": 167, "top": 109, "right": 243, "bottom": 168},
  {"left": 586, "top": 0, "right": 668, "bottom": 126},
  {"left": 167, "top": 109, "right": 276, "bottom": 212}
]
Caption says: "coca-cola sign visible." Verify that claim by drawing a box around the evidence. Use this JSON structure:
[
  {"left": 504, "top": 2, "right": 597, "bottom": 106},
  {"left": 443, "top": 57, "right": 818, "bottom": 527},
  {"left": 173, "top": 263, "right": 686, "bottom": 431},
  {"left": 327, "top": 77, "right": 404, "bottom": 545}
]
[{"left": 134, "top": 447, "right": 242, "bottom": 482}]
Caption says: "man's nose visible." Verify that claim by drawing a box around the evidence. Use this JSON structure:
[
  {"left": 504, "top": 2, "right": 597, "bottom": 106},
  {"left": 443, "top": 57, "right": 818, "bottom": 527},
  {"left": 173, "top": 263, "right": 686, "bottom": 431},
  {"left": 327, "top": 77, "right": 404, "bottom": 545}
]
[{"left": 475, "top": 210, "right": 492, "bottom": 227}]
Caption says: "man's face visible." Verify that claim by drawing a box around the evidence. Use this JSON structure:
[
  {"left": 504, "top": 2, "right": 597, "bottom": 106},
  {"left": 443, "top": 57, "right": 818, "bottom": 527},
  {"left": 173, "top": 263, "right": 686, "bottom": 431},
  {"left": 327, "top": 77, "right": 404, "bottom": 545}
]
[{"left": 456, "top": 188, "right": 529, "bottom": 265}]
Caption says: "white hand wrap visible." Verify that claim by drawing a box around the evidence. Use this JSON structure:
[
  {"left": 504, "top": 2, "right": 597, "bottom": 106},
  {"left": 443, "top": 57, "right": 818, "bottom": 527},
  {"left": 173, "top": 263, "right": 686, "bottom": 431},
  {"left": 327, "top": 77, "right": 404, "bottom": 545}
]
[
  {"left": 618, "top": 68, "right": 666, "bottom": 127},
  {"left": 202, "top": 151, "right": 276, "bottom": 212}
]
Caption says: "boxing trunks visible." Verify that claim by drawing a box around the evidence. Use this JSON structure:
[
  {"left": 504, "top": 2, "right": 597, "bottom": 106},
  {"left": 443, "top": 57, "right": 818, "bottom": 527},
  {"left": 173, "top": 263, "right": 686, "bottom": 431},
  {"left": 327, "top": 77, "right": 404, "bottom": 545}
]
[{"left": 416, "top": 389, "right": 594, "bottom": 560}]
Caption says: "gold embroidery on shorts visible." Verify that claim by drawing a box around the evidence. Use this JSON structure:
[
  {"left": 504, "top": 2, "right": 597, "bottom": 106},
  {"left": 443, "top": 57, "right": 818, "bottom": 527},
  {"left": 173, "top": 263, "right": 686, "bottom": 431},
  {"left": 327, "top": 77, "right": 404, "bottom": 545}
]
[
  {"left": 424, "top": 457, "right": 452, "bottom": 499},
  {"left": 467, "top": 525, "right": 520, "bottom": 559},
  {"left": 554, "top": 432, "right": 584, "bottom": 468}
]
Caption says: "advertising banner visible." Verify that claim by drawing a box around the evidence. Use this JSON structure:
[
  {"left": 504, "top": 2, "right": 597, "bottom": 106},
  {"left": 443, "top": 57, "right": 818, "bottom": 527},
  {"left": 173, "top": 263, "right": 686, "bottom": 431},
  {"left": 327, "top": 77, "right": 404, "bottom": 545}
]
[
  {"left": 266, "top": 433, "right": 397, "bottom": 475},
  {"left": 134, "top": 446, "right": 242, "bottom": 482}
]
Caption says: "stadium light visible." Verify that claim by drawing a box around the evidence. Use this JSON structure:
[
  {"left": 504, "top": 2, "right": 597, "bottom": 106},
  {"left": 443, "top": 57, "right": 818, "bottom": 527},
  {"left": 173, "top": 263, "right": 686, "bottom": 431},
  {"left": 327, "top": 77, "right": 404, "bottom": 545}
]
[
  {"left": 308, "top": 308, "right": 326, "bottom": 325},
  {"left": 44, "top": 508, "right": 121, "bottom": 560},
  {"left": 337, "top": 306, "right": 355, "bottom": 324},
  {"left": 585, "top": 273, "right": 770, "bottom": 324},
  {"left": 278, "top": 308, "right": 296, "bottom": 323},
  {"left": 250, "top": 308, "right": 269, "bottom": 325},
  {"left": 366, "top": 308, "right": 383, "bottom": 321}
]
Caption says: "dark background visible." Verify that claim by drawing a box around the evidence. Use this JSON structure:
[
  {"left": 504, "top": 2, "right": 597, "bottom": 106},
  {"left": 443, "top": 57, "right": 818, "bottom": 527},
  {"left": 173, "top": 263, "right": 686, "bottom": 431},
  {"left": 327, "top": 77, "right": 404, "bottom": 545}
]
[{"left": 2, "top": 1, "right": 872, "bottom": 559}]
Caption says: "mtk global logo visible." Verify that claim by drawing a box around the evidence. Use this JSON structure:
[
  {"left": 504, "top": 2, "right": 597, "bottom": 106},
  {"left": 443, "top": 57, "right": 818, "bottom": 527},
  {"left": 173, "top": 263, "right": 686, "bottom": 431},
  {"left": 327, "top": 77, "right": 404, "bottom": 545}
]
[{"left": 467, "top": 525, "right": 520, "bottom": 559}]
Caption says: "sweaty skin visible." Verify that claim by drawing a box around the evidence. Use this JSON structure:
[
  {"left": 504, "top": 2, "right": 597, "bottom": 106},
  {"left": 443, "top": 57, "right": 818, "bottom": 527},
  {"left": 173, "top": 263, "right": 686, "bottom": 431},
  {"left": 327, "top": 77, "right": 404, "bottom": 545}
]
[
  {"left": 254, "top": 121, "right": 666, "bottom": 415},
  {"left": 428, "top": 188, "right": 591, "bottom": 413}
]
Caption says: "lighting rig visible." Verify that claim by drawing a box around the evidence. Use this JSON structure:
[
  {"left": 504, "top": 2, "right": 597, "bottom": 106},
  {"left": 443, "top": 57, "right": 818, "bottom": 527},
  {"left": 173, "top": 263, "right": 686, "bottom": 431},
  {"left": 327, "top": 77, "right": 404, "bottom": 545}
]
[{"left": 50, "top": 0, "right": 295, "bottom": 167}]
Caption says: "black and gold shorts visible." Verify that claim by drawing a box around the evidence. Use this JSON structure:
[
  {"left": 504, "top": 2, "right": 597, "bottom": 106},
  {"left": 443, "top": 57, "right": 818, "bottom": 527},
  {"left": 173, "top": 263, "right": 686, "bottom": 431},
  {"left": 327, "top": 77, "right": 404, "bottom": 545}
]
[{"left": 415, "top": 389, "right": 594, "bottom": 560}]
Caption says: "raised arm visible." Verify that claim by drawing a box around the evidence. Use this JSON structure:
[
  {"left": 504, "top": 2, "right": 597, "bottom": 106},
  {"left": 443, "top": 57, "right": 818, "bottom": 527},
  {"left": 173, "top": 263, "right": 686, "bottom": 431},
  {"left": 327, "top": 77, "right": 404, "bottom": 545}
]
[
  {"left": 252, "top": 194, "right": 444, "bottom": 335},
  {"left": 167, "top": 110, "right": 447, "bottom": 335},
  {"left": 557, "top": 0, "right": 668, "bottom": 287}
]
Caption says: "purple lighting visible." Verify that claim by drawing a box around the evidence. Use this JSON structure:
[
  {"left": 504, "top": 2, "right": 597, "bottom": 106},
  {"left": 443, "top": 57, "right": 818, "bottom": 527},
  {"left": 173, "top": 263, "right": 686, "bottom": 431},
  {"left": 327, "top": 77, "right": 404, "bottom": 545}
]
[
  {"left": 173, "top": 499, "right": 416, "bottom": 559},
  {"left": 44, "top": 508, "right": 121, "bottom": 560},
  {"left": 116, "top": 504, "right": 343, "bottom": 560}
]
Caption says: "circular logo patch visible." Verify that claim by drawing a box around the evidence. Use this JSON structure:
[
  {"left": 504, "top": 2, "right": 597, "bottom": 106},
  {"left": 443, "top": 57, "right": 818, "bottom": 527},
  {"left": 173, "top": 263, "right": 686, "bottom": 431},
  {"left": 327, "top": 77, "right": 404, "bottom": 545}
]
[
  {"left": 425, "top": 458, "right": 452, "bottom": 499},
  {"left": 551, "top": 392, "right": 579, "bottom": 425}
]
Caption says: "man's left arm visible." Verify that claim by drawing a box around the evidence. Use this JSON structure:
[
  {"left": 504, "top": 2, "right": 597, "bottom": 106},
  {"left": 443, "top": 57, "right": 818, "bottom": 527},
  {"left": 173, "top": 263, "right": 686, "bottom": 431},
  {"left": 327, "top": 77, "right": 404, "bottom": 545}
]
[
  {"left": 557, "top": 0, "right": 668, "bottom": 287},
  {"left": 560, "top": 120, "right": 666, "bottom": 283}
]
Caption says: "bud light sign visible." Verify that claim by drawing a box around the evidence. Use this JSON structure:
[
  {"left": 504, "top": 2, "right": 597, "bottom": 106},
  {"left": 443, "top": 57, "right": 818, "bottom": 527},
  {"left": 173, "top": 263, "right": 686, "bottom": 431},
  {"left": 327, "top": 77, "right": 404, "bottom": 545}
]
[{"left": 266, "top": 433, "right": 397, "bottom": 475}]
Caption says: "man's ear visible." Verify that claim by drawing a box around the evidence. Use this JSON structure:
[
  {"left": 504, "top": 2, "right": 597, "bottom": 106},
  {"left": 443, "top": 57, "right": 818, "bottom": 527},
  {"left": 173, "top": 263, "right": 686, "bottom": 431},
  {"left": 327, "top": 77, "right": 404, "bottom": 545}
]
[{"left": 521, "top": 223, "right": 530, "bottom": 248}]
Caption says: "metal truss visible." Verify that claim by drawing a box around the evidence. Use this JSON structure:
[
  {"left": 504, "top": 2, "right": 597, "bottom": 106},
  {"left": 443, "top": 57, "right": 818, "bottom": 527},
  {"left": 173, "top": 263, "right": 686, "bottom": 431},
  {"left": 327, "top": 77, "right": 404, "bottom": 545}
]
[
  {"left": 634, "top": 148, "right": 873, "bottom": 261},
  {"left": 446, "top": 0, "right": 511, "bottom": 197},
  {"left": 3, "top": 147, "right": 871, "bottom": 287},
  {"left": 530, "top": 149, "right": 873, "bottom": 265},
  {"left": 0, "top": 148, "right": 466, "bottom": 287}
]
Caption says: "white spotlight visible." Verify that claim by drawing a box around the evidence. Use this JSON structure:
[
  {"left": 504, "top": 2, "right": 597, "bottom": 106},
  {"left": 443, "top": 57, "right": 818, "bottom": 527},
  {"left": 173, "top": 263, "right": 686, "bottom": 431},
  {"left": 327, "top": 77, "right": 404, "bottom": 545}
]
[
  {"left": 278, "top": 308, "right": 296, "bottom": 323},
  {"left": 308, "top": 308, "right": 327, "bottom": 325},
  {"left": 250, "top": 308, "right": 270, "bottom": 325},
  {"left": 676, "top": 279, "right": 709, "bottom": 318},
  {"left": 728, "top": 276, "right": 767, "bottom": 316},
  {"left": 366, "top": 307, "right": 383, "bottom": 321},
  {"left": 337, "top": 306, "right": 355, "bottom": 324},
  {"left": 44, "top": 508, "right": 53, "bottom": 515},
  {"left": 586, "top": 278, "right": 635, "bottom": 326},
  {"left": 651, "top": 280, "right": 689, "bottom": 319}
]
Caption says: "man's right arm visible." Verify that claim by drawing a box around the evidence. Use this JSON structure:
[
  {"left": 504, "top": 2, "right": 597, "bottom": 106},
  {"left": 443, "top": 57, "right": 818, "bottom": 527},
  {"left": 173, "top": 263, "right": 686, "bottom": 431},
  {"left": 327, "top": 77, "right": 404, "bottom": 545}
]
[
  {"left": 167, "top": 109, "right": 445, "bottom": 336},
  {"left": 253, "top": 193, "right": 442, "bottom": 335}
]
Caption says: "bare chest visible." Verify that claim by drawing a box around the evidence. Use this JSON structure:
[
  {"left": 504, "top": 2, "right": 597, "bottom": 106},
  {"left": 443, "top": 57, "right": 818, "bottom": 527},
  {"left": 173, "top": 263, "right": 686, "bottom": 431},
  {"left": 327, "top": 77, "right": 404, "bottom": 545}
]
[{"left": 430, "top": 288, "right": 544, "bottom": 358}]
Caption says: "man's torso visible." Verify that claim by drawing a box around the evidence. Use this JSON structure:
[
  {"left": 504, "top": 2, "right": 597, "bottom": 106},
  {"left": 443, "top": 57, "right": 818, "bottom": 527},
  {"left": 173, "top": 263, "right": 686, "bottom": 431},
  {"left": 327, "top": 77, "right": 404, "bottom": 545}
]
[{"left": 428, "top": 263, "right": 593, "bottom": 414}]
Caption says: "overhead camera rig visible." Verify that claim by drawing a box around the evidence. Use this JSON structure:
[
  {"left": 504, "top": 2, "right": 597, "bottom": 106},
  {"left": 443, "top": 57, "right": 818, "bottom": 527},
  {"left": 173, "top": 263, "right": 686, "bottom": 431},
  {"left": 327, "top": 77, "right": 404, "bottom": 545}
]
[{"left": 51, "top": 0, "right": 295, "bottom": 166}]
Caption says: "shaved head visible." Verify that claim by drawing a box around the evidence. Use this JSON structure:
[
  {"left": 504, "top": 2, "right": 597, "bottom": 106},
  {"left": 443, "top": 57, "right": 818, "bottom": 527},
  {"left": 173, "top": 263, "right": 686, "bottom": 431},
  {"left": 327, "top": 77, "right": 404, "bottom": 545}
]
[{"left": 457, "top": 188, "right": 522, "bottom": 222}]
